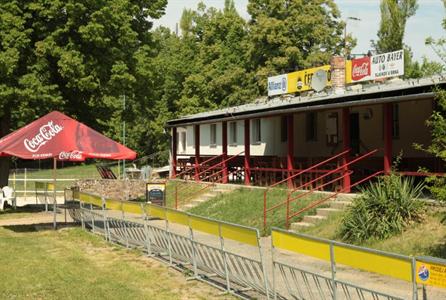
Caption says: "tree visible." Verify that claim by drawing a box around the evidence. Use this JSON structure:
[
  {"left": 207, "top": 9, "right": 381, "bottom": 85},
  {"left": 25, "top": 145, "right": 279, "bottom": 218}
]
[
  {"left": 374, "top": 0, "right": 418, "bottom": 53},
  {"left": 247, "top": 0, "right": 345, "bottom": 93},
  {"left": 0, "top": 0, "right": 167, "bottom": 185}
]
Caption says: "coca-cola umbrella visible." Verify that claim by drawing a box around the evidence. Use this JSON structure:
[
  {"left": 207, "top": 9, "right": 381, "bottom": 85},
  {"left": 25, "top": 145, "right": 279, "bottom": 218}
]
[{"left": 0, "top": 111, "right": 137, "bottom": 228}]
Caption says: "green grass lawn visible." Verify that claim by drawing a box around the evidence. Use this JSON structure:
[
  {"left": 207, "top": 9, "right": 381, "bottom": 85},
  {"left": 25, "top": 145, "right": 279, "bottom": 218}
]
[
  {"left": 299, "top": 207, "right": 446, "bottom": 259},
  {"left": 0, "top": 226, "right": 230, "bottom": 300},
  {"left": 188, "top": 187, "right": 325, "bottom": 235}
]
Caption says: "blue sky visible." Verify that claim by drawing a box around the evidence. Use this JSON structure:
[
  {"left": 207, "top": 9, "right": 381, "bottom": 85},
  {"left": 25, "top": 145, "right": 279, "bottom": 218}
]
[{"left": 154, "top": 0, "right": 445, "bottom": 63}]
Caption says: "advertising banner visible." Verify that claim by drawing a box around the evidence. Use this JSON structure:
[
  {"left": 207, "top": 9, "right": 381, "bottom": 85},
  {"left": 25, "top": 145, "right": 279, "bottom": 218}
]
[
  {"left": 267, "top": 74, "right": 288, "bottom": 96},
  {"left": 146, "top": 182, "right": 166, "bottom": 206},
  {"left": 348, "top": 50, "right": 404, "bottom": 83}
]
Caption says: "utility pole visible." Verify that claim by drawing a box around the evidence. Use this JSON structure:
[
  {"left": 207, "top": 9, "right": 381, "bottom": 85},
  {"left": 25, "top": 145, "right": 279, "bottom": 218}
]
[
  {"left": 123, "top": 93, "right": 126, "bottom": 179},
  {"left": 344, "top": 17, "right": 361, "bottom": 57}
]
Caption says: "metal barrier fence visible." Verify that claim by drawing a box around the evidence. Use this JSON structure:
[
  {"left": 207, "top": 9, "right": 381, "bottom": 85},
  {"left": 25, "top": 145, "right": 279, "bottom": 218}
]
[
  {"left": 67, "top": 189, "right": 446, "bottom": 300},
  {"left": 35, "top": 182, "right": 55, "bottom": 211},
  {"left": 71, "top": 190, "right": 270, "bottom": 299}
]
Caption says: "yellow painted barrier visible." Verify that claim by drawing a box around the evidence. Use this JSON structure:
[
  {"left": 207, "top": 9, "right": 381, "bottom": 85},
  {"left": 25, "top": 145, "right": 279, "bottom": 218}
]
[
  {"left": 334, "top": 245, "right": 412, "bottom": 282},
  {"left": 272, "top": 230, "right": 330, "bottom": 261},
  {"left": 35, "top": 182, "right": 46, "bottom": 190},
  {"left": 122, "top": 201, "right": 143, "bottom": 215},
  {"left": 166, "top": 209, "right": 189, "bottom": 226},
  {"left": 72, "top": 189, "right": 80, "bottom": 200},
  {"left": 416, "top": 259, "right": 446, "bottom": 288},
  {"left": 47, "top": 183, "right": 55, "bottom": 191},
  {"left": 105, "top": 199, "right": 122, "bottom": 211},
  {"left": 79, "top": 192, "right": 102, "bottom": 207},
  {"left": 220, "top": 223, "right": 258, "bottom": 247},
  {"left": 147, "top": 204, "right": 166, "bottom": 219},
  {"left": 189, "top": 215, "right": 220, "bottom": 237}
]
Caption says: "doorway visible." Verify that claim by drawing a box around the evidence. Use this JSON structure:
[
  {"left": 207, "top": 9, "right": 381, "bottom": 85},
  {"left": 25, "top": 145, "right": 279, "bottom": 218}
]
[{"left": 350, "top": 113, "right": 360, "bottom": 155}]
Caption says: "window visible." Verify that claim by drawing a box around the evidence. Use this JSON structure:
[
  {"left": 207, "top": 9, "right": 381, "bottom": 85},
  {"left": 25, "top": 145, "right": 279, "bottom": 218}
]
[
  {"left": 306, "top": 112, "right": 317, "bottom": 141},
  {"left": 252, "top": 119, "right": 261, "bottom": 143},
  {"left": 180, "top": 131, "right": 186, "bottom": 153},
  {"left": 229, "top": 122, "right": 237, "bottom": 145},
  {"left": 210, "top": 124, "right": 217, "bottom": 146},
  {"left": 281, "top": 116, "right": 288, "bottom": 142},
  {"left": 392, "top": 103, "right": 400, "bottom": 139}
]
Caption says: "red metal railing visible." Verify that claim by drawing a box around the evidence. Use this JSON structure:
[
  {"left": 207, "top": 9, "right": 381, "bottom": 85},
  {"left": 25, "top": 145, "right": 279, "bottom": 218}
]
[
  {"left": 174, "top": 151, "right": 244, "bottom": 209},
  {"left": 263, "top": 149, "right": 350, "bottom": 230},
  {"left": 172, "top": 154, "right": 224, "bottom": 180},
  {"left": 285, "top": 149, "right": 380, "bottom": 228}
]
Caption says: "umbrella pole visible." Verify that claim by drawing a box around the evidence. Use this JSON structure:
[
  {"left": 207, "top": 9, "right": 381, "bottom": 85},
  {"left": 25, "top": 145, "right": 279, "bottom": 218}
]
[{"left": 53, "top": 157, "right": 57, "bottom": 230}]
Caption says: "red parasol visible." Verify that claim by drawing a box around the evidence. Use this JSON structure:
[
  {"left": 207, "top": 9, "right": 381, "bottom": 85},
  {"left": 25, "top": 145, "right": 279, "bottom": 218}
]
[
  {"left": 0, "top": 111, "right": 137, "bottom": 228},
  {"left": 0, "top": 111, "right": 136, "bottom": 160}
]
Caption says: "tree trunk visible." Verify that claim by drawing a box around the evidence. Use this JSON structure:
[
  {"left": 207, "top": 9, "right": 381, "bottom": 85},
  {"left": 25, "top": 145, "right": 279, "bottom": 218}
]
[{"left": 0, "top": 113, "right": 11, "bottom": 187}]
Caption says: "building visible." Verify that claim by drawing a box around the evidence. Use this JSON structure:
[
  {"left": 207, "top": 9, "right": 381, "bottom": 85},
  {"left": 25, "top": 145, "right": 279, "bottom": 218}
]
[{"left": 166, "top": 57, "right": 445, "bottom": 193}]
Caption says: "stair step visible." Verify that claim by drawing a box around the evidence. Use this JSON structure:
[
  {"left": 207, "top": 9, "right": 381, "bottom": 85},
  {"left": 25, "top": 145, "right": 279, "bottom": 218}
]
[
  {"left": 303, "top": 215, "right": 327, "bottom": 224},
  {"left": 290, "top": 222, "right": 315, "bottom": 231},
  {"left": 330, "top": 201, "right": 352, "bottom": 210},
  {"left": 316, "top": 208, "right": 342, "bottom": 217}
]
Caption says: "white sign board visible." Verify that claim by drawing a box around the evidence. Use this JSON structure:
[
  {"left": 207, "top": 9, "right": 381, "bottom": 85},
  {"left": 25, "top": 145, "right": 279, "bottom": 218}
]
[
  {"left": 267, "top": 74, "right": 288, "bottom": 96},
  {"left": 350, "top": 50, "right": 404, "bottom": 83}
]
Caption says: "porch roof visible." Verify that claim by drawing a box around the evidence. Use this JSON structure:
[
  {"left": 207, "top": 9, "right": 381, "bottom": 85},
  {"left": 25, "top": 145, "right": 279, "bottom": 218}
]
[{"left": 166, "top": 76, "right": 446, "bottom": 127}]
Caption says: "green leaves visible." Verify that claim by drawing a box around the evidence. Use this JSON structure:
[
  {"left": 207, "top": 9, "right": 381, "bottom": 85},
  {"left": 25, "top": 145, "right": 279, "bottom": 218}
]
[{"left": 340, "top": 174, "right": 425, "bottom": 244}]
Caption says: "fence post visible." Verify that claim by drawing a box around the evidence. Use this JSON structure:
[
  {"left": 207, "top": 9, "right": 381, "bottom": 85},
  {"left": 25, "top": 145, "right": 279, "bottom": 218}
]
[
  {"left": 188, "top": 219, "right": 198, "bottom": 279},
  {"left": 122, "top": 207, "right": 129, "bottom": 248},
  {"left": 412, "top": 257, "right": 419, "bottom": 300},
  {"left": 90, "top": 203, "right": 95, "bottom": 233},
  {"left": 329, "top": 242, "right": 337, "bottom": 300},
  {"left": 102, "top": 197, "right": 108, "bottom": 241},
  {"left": 141, "top": 203, "right": 153, "bottom": 257},
  {"left": 44, "top": 184, "right": 48, "bottom": 212},
  {"left": 80, "top": 201, "right": 85, "bottom": 230},
  {"left": 166, "top": 218, "right": 173, "bottom": 266},
  {"left": 271, "top": 236, "right": 277, "bottom": 300},
  {"left": 24, "top": 168, "right": 27, "bottom": 202},
  {"left": 219, "top": 223, "right": 231, "bottom": 294},
  {"left": 257, "top": 229, "right": 270, "bottom": 299}
]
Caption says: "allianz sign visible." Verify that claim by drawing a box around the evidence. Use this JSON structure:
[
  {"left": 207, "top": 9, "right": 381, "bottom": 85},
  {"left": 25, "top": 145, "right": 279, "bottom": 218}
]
[{"left": 268, "top": 74, "right": 288, "bottom": 96}]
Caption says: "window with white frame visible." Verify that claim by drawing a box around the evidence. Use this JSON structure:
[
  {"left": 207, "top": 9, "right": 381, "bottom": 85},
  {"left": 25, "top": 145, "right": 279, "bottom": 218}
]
[
  {"left": 252, "top": 119, "right": 261, "bottom": 143},
  {"left": 179, "top": 131, "right": 186, "bottom": 153},
  {"left": 210, "top": 123, "right": 217, "bottom": 146},
  {"left": 229, "top": 122, "right": 237, "bottom": 145}
]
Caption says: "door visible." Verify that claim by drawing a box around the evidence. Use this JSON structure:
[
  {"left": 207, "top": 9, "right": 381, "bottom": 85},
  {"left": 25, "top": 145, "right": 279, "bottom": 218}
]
[{"left": 350, "top": 113, "right": 360, "bottom": 155}]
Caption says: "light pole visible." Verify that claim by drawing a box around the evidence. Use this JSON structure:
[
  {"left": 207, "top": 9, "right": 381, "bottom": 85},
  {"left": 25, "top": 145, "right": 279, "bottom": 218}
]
[
  {"left": 122, "top": 93, "right": 126, "bottom": 179},
  {"left": 344, "top": 17, "right": 361, "bottom": 57}
]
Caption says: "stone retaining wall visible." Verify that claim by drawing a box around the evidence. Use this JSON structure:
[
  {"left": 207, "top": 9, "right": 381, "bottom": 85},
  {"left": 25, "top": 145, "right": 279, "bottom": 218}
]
[{"left": 75, "top": 179, "right": 147, "bottom": 200}]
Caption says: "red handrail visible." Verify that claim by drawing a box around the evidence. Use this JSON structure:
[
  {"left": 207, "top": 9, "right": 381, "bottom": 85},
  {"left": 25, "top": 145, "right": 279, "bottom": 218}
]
[
  {"left": 174, "top": 151, "right": 244, "bottom": 209},
  {"left": 173, "top": 154, "right": 224, "bottom": 179},
  {"left": 287, "top": 170, "right": 383, "bottom": 224},
  {"left": 263, "top": 149, "right": 350, "bottom": 231}
]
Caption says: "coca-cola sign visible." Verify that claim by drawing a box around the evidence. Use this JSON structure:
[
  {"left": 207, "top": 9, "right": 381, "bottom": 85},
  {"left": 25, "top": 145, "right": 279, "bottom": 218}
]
[
  {"left": 24, "top": 121, "right": 63, "bottom": 153},
  {"left": 58, "top": 151, "right": 83, "bottom": 161},
  {"left": 351, "top": 56, "right": 371, "bottom": 81}
]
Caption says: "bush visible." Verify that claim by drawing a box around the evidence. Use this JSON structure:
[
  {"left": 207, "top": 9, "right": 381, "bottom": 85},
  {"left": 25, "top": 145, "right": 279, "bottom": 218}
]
[{"left": 339, "top": 173, "right": 425, "bottom": 244}]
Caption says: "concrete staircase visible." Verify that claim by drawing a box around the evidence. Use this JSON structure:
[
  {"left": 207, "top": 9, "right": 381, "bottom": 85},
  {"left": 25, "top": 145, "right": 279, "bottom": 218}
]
[
  {"left": 179, "top": 184, "right": 234, "bottom": 211},
  {"left": 290, "top": 193, "right": 357, "bottom": 231}
]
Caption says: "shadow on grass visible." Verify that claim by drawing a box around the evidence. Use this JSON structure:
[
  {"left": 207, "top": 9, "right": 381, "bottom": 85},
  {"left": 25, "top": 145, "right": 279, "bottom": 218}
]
[
  {"left": 2, "top": 223, "right": 79, "bottom": 233},
  {"left": 0, "top": 204, "right": 48, "bottom": 215}
]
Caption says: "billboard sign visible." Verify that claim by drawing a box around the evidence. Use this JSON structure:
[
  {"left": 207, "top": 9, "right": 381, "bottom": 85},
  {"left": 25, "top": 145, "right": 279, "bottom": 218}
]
[
  {"left": 349, "top": 50, "right": 404, "bottom": 83},
  {"left": 146, "top": 182, "right": 166, "bottom": 206},
  {"left": 267, "top": 74, "right": 288, "bottom": 96}
]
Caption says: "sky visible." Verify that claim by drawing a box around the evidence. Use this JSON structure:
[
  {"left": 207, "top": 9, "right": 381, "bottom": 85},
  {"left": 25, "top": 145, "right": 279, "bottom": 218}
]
[{"left": 153, "top": 0, "right": 445, "bottom": 63}]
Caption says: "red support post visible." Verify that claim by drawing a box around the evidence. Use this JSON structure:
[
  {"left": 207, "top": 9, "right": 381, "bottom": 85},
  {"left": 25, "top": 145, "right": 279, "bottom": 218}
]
[
  {"left": 287, "top": 114, "right": 294, "bottom": 189},
  {"left": 171, "top": 127, "right": 177, "bottom": 178},
  {"left": 244, "top": 119, "right": 251, "bottom": 185},
  {"left": 342, "top": 108, "right": 351, "bottom": 192},
  {"left": 194, "top": 124, "right": 200, "bottom": 181},
  {"left": 222, "top": 121, "right": 228, "bottom": 183},
  {"left": 384, "top": 103, "right": 393, "bottom": 174}
]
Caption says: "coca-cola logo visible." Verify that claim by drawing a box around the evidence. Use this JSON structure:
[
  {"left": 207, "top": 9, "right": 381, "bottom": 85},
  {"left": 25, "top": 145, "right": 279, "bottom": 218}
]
[
  {"left": 24, "top": 121, "right": 63, "bottom": 153},
  {"left": 351, "top": 57, "right": 371, "bottom": 81},
  {"left": 59, "top": 151, "right": 83, "bottom": 160}
]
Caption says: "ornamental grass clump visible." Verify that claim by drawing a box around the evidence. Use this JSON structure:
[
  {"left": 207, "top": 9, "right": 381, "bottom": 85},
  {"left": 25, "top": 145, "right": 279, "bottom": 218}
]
[{"left": 339, "top": 173, "right": 425, "bottom": 244}]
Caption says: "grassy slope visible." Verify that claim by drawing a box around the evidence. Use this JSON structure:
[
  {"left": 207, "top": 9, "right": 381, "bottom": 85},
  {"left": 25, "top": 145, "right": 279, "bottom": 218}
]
[
  {"left": 300, "top": 208, "right": 446, "bottom": 259},
  {"left": 0, "top": 226, "right": 230, "bottom": 300},
  {"left": 188, "top": 187, "right": 324, "bottom": 235}
]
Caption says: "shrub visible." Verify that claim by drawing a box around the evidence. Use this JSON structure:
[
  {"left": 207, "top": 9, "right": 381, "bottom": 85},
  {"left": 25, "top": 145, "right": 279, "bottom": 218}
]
[{"left": 339, "top": 173, "right": 425, "bottom": 244}]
